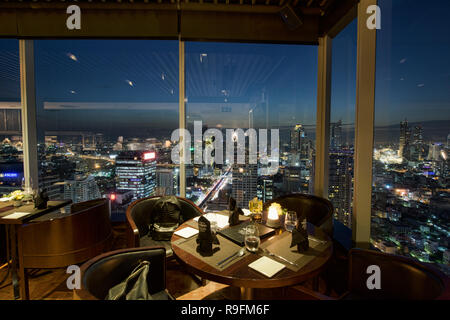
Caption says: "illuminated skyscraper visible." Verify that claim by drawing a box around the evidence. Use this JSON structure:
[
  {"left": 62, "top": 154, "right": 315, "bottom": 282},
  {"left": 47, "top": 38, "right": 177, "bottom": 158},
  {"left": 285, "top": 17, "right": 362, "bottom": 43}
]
[
  {"left": 156, "top": 167, "right": 175, "bottom": 196},
  {"left": 257, "top": 176, "right": 273, "bottom": 203},
  {"left": 330, "top": 120, "right": 343, "bottom": 149},
  {"left": 232, "top": 163, "right": 257, "bottom": 208},
  {"left": 63, "top": 175, "right": 101, "bottom": 204},
  {"left": 290, "top": 124, "right": 305, "bottom": 153},
  {"left": 399, "top": 119, "right": 411, "bottom": 157},
  {"left": 413, "top": 125, "right": 423, "bottom": 145},
  {"left": 116, "top": 151, "right": 156, "bottom": 200},
  {"left": 328, "top": 149, "right": 354, "bottom": 228}
]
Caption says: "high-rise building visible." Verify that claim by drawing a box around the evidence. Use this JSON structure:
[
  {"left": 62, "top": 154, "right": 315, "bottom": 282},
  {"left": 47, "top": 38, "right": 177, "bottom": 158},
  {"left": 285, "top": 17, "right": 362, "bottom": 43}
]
[
  {"left": 115, "top": 150, "right": 156, "bottom": 200},
  {"left": 63, "top": 175, "right": 101, "bottom": 204},
  {"left": 399, "top": 119, "right": 411, "bottom": 158},
  {"left": 413, "top": 125, "right": 423, "bottom": 145},
  {"left": 328, "top": 150, "right": 354, "bottom": 228},
  {"left": 290, "top": 124, "right": 305, "bottom": 153},
  {"left": 257, "top": 176, "right": 273, "bottom": 203},
  {"left": 156, "top": 167, "right": 175, "bottom": 196},
  {"left": 290, "top": 124, "right": 312, "bottom": 160},
  {"left": 232, "top": 163, "right": 257, "bottom": 208},
  {"left": 330, "top": 120, "right": 342, "bottom": 149},
  {"left": 427, "top": 144, "right": 441, "bottom": 161}
]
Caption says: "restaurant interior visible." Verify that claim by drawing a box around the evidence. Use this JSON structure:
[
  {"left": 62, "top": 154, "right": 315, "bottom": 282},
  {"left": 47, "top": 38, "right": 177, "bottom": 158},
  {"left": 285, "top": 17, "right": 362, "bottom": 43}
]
[{"left": 0, "top": 0, "right": 449, "bottom": 301}]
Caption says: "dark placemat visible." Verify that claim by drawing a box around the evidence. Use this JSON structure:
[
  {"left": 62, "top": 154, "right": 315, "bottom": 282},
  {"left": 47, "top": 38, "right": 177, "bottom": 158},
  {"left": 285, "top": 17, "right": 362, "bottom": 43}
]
[
  {"left": 260, "top": 232, "right": 331, "bottom": 272},
  {"left": 0, "top": 205, "right": 14, "bottom": 214},
  {"left": 173, "top": 234, "right": 250, "bottom": 271},
  {"left": 186, "top": 212, "right": 250, "bottom": 230}
]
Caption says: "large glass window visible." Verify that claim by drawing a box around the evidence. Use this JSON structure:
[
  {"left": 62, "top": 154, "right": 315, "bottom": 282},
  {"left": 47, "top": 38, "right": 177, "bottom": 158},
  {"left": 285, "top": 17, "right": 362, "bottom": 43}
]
[
  {"left": 34, "top": 40, "right": 179, "bottom": 219},
  {"left": 372, "top": 0, "right": 450, "bottom": 274},
  {"left": 330, "top": 20, "right": 357, "bottom": 230},
  {"left": 0, "top": 39, "right": 22, "bottom": 196},
  {"left": 185, "top": 42, "right": 317, "bottom": 211}
]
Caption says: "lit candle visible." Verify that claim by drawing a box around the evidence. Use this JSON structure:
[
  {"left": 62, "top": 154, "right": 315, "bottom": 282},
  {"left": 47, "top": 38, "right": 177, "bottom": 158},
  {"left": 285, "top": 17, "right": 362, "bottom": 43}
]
[{"left": 266, "top": 203, "right": 281, "bottom": 228}]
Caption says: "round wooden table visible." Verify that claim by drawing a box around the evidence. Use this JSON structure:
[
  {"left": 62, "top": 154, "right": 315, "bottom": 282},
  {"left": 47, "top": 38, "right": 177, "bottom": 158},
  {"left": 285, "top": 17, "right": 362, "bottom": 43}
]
[{"left": 171, "top": 218, "right": 333, "bottom": 300}]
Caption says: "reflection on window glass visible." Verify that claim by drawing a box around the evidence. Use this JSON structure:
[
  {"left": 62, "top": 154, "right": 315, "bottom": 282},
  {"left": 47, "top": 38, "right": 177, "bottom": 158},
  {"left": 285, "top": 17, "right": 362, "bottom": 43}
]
[
  {"left": 185, "top": 42, "right": 317, "bottom": 211},
  {"left": 0, "top": 39, "right": 22, "bottom": 196},
  {"left": 372, "top": 0, "right": 450, "bottom": 275},
  {"left": 330, "top": 20, "right": 357, "bottom": 229},
  {"left": 34, "top": 40, "right": 179, "bottom": 220}
]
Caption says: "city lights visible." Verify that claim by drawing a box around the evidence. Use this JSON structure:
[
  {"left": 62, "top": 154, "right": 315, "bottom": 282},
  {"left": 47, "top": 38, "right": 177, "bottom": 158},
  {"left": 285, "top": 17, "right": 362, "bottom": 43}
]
[{"left": 143, "top": 152, "right": 156, "bottom": 160}]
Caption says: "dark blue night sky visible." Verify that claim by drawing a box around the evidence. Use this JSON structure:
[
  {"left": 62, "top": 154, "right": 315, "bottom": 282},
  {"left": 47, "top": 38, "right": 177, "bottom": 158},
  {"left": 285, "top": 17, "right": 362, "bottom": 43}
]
[{"left": 0, "top": 0, "right": 448, "bottom": 140}]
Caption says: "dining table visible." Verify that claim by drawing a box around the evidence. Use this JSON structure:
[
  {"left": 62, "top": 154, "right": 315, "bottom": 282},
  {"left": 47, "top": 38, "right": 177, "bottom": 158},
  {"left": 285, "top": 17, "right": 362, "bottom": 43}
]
[
  {"left": 171, "top": 211, "right": 333, "bottom": 300},
  {"left": 0, "top": 199, "right": 72, "bottom": 300}
]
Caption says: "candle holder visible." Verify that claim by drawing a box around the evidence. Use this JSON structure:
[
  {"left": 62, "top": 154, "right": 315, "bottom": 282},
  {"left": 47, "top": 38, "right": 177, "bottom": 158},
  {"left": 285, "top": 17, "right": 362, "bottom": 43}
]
[{"left": 266, "top": 203, "right": 282, "bottom": 228}]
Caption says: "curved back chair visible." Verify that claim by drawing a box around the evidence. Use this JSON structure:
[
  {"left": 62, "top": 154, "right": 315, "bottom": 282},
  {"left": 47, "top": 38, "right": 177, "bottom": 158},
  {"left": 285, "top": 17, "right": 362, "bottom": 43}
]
[
  {"left": 126, "top": 196, "right": 204, "bottom": 256},
  {"left": 263, "top": 193, "right": 333, "bottom": 237},
  {"left": 347, "top": 248, "right": 449, "bottom": 300},
  {"left": 76, "top": 246, "right": 173, "bottom": 300},
  {"left": 21, "top": 198, "right": 113, "bottom": 268}
]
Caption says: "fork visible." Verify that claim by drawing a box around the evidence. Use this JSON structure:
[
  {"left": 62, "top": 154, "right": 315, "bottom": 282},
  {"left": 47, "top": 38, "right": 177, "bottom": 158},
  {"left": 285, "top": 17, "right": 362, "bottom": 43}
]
[{"left": 261, "top": 248, "right": 299, "bottom": 267}]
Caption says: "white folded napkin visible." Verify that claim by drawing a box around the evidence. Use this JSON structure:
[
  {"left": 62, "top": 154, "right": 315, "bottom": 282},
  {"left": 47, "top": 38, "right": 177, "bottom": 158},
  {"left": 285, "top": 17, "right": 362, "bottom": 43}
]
[
  {"left": 1, "top": 212, "right": 31, "bottom": 219},
  {"left": 174, "top": 226, "right": 199, "bottom": 239},
  {"left": 194, "top": 213, "right": 229, "bottom": 229},
  {"left": 248, "top": 256, "right": 286, "bottom": 278}
]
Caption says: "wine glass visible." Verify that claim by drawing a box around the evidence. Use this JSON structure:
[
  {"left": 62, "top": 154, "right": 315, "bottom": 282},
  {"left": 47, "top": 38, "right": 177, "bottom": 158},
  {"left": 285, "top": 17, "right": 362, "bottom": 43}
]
[
  {"left": 284, "top": 211, "right": 297, "bottom": 232},
  {"left": 244, "top": 223, "right": 260, "bottom": 253}
]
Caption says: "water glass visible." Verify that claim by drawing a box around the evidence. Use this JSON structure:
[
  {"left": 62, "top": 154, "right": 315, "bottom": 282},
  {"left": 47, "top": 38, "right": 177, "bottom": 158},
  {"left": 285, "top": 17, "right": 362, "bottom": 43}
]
[
  {"left": 244, "top": 223, "right": 260, "bottom": 253},
  {"left": 285, "top": 211, "right": 297, "bottom": 232},
  {"left": 209, "top": 214, "right": 218, "bottom": 235}
]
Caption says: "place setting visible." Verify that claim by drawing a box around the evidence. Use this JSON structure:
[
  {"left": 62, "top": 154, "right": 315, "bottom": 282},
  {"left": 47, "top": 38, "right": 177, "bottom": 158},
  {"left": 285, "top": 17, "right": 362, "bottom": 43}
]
[{"left": 173, "top": 198, "right": 331, "bottom": 278}]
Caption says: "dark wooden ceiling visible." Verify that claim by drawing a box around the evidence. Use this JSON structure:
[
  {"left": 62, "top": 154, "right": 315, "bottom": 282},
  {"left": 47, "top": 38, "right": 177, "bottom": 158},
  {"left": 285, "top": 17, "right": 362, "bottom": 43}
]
[{"left": 0, "top": 0, "right": 358, "bottom": 43}]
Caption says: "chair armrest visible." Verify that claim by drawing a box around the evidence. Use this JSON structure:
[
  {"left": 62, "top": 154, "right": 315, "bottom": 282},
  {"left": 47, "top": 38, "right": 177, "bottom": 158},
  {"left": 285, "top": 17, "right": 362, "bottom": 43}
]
[
  {"left": 288, "top": 285, "right": 337, "bottom": 300},
  {"left": 126, "top": 213, "right": 141, "bottom": 248},
  {"left": 166, "top": 289, "right": 175, "bottom": 300}
]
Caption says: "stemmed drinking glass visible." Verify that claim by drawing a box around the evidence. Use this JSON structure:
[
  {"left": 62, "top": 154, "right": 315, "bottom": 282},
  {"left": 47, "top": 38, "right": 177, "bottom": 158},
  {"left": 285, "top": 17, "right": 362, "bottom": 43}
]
[
  {"left": 284, "top": 211, "right": 297, "bottom": 232},
  {"left": 244, "top": 223, "right": 260, "bottom": 253}
]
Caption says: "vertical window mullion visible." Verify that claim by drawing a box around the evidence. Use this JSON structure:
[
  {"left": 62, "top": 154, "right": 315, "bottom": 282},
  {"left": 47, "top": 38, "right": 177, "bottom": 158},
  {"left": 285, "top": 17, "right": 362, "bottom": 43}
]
[
  {"left": 353, "top": 0, "right": 377, "bottom": 248},
  {"left": 315, "top": 36, "right": 332, "bottom": 199},
  {"left": 19, "top": 40, "right": 39, "bottom": 193},
  {"left": 179, "top": 39, "right": 186, "bottom": 198}
]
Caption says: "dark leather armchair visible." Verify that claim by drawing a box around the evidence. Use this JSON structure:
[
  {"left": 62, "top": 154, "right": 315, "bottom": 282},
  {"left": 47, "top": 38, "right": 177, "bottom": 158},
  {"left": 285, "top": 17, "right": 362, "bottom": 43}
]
[
  {"left": 290, "top": 248, "right": 449, "bottom": 300},
  {"left": 344, "top": 248, "right": 449, "bottom": 300},
  {"left": 76, "top": 246, "right": 173, "bottom": 300},
  {"left": 263, "top": 193, "right": 333, "bottom": 237},
  {"left": 126, "top": 196, "right": 204, "bottom": 256}
]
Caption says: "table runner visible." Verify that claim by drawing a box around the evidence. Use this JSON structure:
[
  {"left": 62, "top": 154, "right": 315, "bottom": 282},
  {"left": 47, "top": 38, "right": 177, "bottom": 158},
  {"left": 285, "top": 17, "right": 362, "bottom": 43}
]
[
  {"left": 260, "top": 232, "right": 331, "bottom": 272},
  {"left": 173, "top": 233, "right": 249, "bottom": 271}
]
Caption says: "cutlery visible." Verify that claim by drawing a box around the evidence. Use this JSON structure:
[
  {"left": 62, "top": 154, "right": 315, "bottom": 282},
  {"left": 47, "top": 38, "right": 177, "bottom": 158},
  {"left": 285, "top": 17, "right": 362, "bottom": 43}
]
[
  {"left": 308, "top": 237, "right": 327, "bottom": 244},
  {"left": 217, "top": 250, "right": 241, "bottom": 266},
  {"left": 221, "top": 249, "right": 245, "bottom": 268},
  {"left": 261, "top": 248, "right": 299, "bottom": 267}
]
